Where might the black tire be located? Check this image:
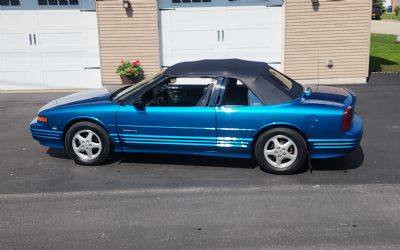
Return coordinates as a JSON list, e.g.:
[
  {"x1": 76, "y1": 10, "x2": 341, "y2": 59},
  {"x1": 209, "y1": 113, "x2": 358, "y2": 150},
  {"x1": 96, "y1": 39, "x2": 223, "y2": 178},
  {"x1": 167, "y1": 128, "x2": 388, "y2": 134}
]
[
  {"x1": 65, "y1": 121, "x2": 111, "y2": 166},
  {"x1": 255, "y1": 128, "x2": 307, "y2": 175}
]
